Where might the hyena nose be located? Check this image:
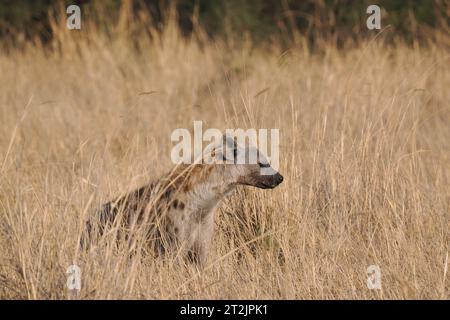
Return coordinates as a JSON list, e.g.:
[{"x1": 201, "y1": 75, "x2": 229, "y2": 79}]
[{"x1": 275, "y1": 173, "x2": 284, "y2": 184}]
